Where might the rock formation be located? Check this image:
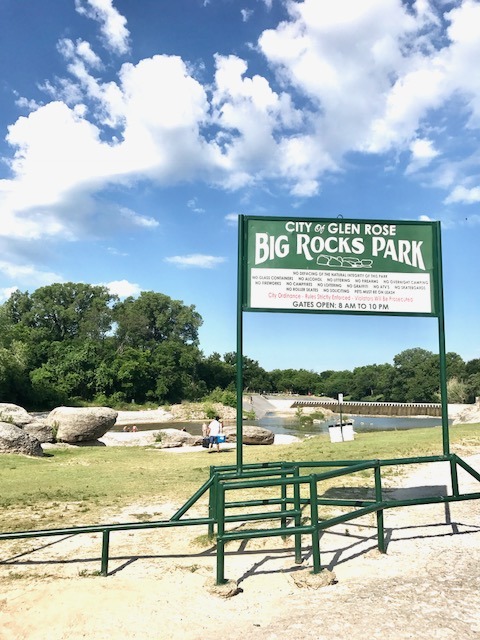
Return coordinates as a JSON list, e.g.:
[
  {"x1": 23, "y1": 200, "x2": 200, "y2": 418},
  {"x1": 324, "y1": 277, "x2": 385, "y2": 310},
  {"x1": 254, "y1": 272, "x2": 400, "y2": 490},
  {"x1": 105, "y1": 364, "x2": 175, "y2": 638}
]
[
  {"x1": 47, "y1": 407, "x2": 118, "y2": 443},
  {"x1": 223, "y1": 425, "x2": 275, "y2": 445},
  {"x1": 156, "y1": 428, "x2": 203, "y2": 448},
  {"x1": 0, "y1": 422, "x2": 44, "y2": 456}
]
